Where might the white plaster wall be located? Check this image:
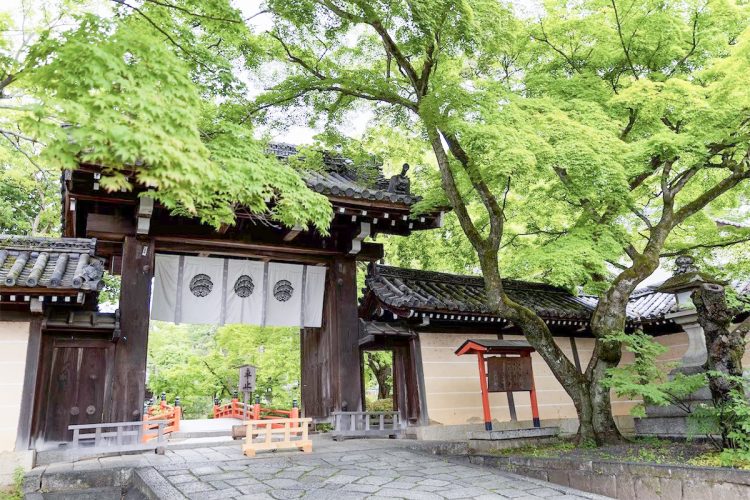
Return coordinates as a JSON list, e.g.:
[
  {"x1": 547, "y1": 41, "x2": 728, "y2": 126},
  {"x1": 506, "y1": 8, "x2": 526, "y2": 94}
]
[
  {"x1": 418, "y1": 331, "x2": 695, "y2": 430},
  {"x1": 419, "y1": 332, "x2": 584, "y2": 426},
  {"x1": 0, "y1": 321, "x2": 29, "y2": 452}
]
